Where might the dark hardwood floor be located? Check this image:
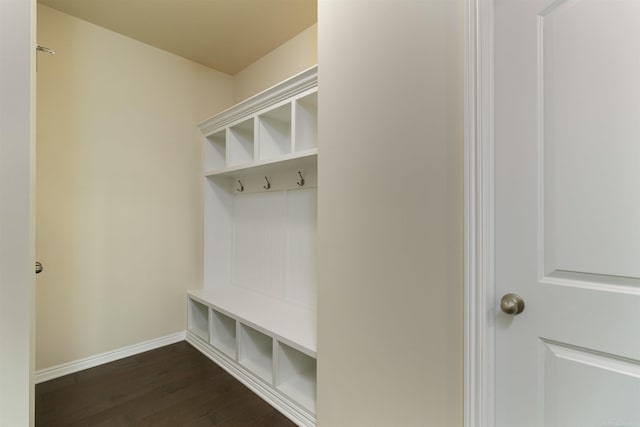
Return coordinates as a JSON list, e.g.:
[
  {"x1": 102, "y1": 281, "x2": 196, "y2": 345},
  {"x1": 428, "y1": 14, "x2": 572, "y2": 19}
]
[{"x1": 35, "y1": 341, "x2": 296, "y2": 427}]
